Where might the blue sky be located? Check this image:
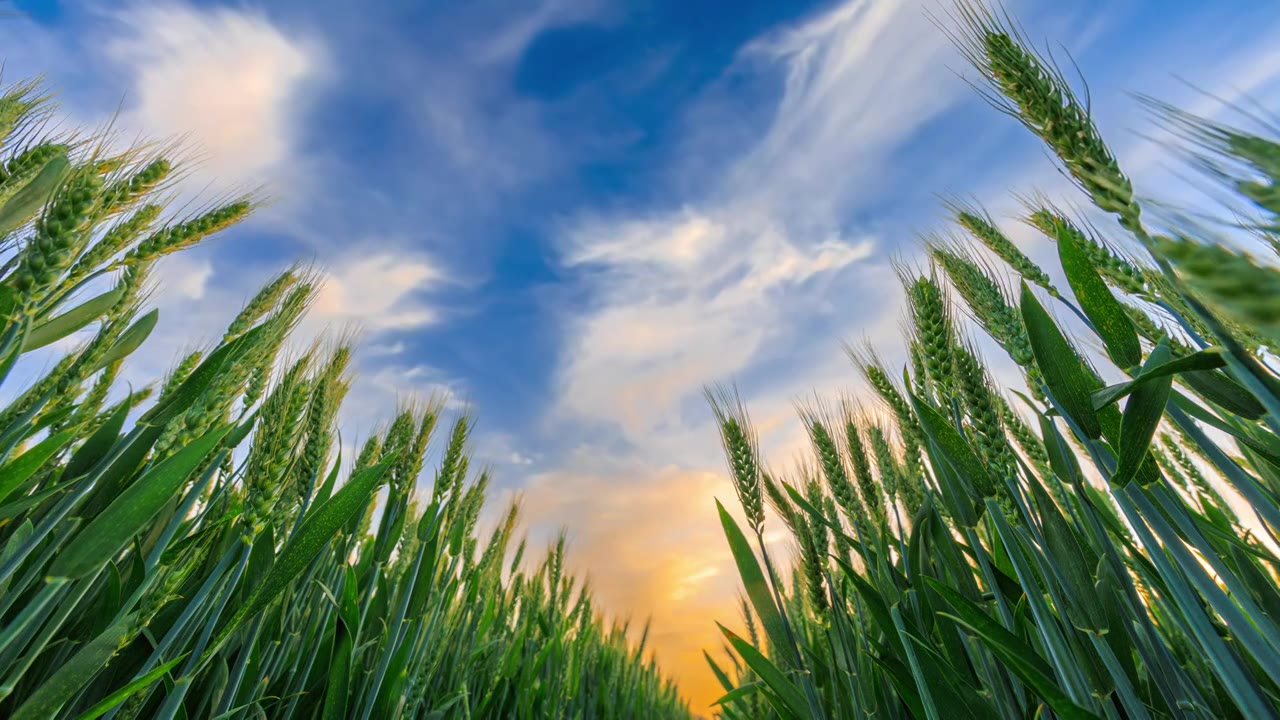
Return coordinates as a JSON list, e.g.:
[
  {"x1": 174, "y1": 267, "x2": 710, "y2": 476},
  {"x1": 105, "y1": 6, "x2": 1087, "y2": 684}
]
[{"x1": 5, "y1": 0, "x2": 1280, "y2": 707}]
